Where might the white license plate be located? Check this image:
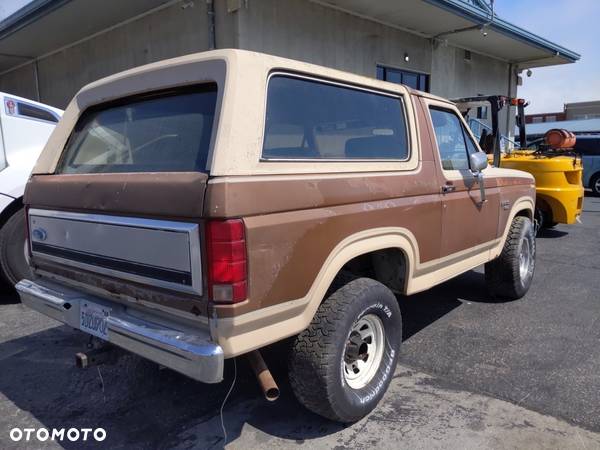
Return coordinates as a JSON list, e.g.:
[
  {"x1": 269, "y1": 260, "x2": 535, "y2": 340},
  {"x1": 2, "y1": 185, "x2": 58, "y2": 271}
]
[{"x1": 80, "y1": 301, "x2": 111, "y2": 340}]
